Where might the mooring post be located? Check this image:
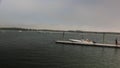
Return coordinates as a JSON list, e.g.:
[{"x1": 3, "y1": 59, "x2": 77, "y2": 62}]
[
  {"x1": 115, "y1": 38, "x2": 118, "y2": 46},
  {"x1": 62, "y1": 31, "x2": 65, "y2": 39},
  {"x1": 81, "y1": 32, "x2": 84, "y2": 39},
  {"x1": 103, "y1": 33, "x2": 105, "y2": 44}
]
